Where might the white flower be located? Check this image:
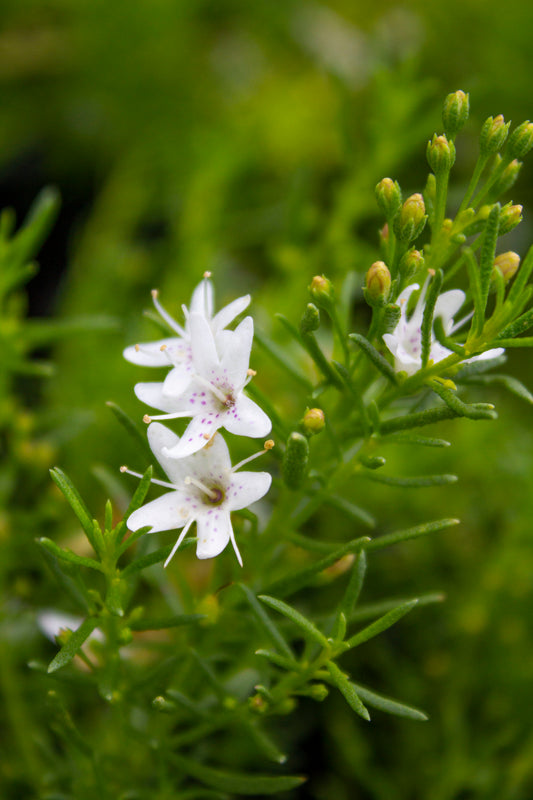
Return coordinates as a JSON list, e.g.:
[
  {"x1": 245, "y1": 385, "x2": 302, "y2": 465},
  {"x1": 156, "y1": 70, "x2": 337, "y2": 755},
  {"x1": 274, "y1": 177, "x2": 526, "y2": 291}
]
[
  {"x1": 37, "y1": 610, "x2": 104, "y2": 643},
  {"x1": 383, "y1": 282, "x2": 504, "y2": 376},
  {"x1": 123, "y1": 273, "x2": 251, "y2": 398},
  {"x1": 136, "y1": 312, "x2": 271, "y2": 458},
  {"x1": 125, "y1": 423, "x2": 272, "y2": 567}
]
